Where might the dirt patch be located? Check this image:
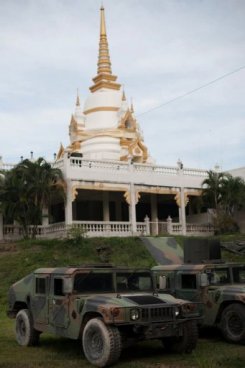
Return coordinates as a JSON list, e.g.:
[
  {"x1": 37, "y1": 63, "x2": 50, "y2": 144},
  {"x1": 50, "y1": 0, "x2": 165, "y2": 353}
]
[{"x1": 0, "y1": 243, "x2": 18, "y2": 255}]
